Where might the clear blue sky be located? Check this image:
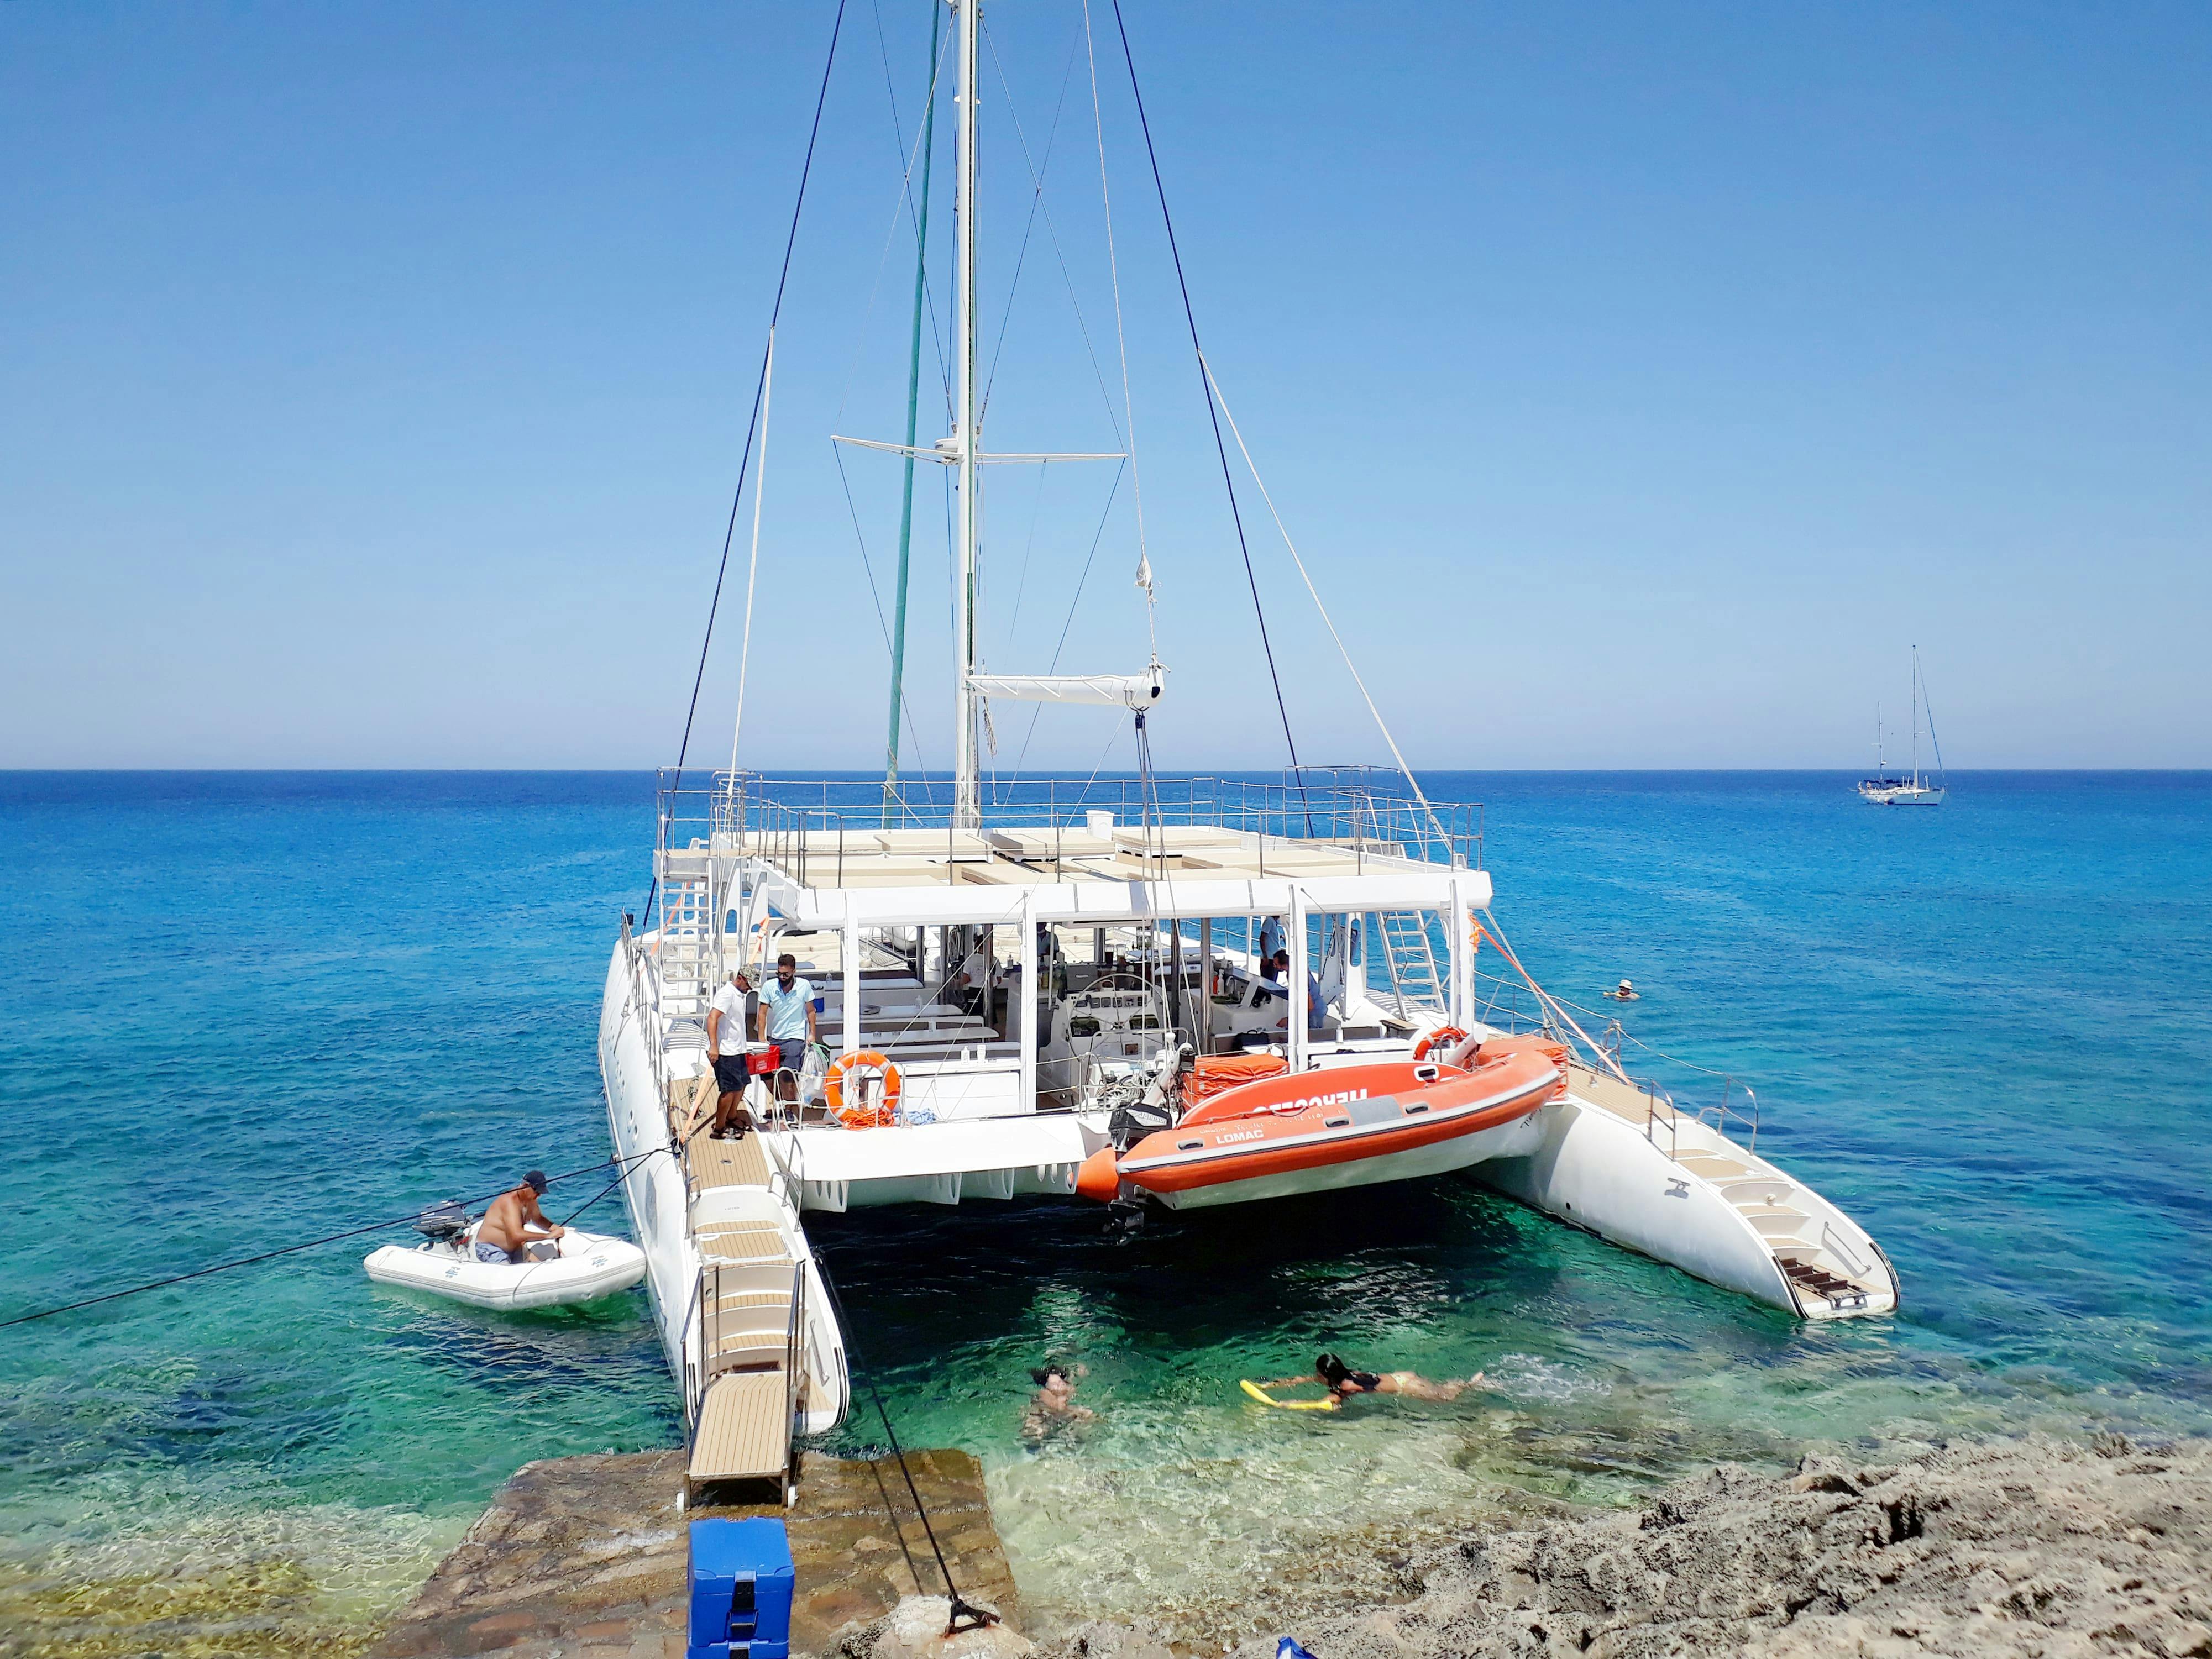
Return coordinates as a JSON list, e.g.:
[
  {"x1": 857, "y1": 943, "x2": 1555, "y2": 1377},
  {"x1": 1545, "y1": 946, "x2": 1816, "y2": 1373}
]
[{"x1": 3, "y1": 2, "x2": 2206, "y2": 769}]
